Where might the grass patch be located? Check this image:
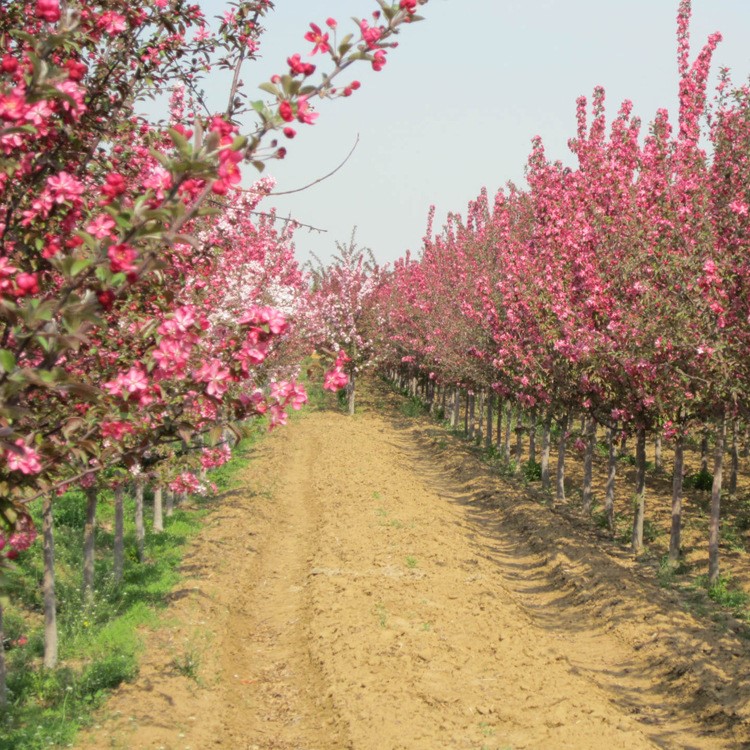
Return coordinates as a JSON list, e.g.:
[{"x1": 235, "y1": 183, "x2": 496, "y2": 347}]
[
  {"x1": 684, "y1": 467, "x2": 713, "y2": 492},
  {"x1": 0, "y1": 434, "x2": 261, "y2": 750},
  {"x1": 400, "y1": 395, "x2": 428, "y2": 418},
  {"x1": 521, "y1": 460, "x2": 542, "y2": 482},
  {"x1": 690, "y1": 573, "x2": 750, "y2": 620}
]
